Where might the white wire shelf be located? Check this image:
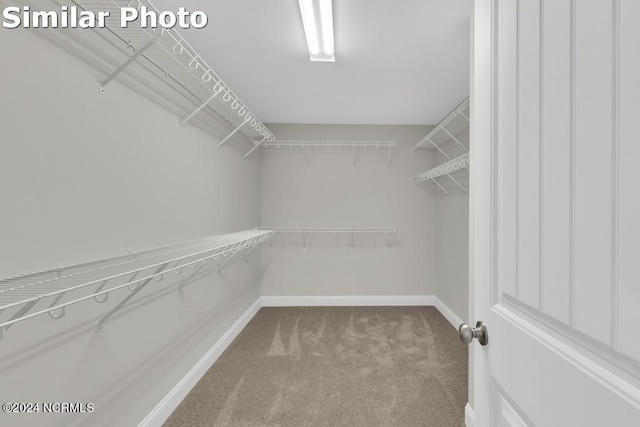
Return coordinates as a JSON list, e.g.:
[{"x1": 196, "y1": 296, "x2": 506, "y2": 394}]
[
  {"x1": 260, "y1": 141, "x2": 396, "y2": 149},
  {"x1": 255, "y1": 141, "x2": 397, "y2": 168},
  {"x1": 413, "y1": 98, "x2": 470, "y2": 156},
  {"x1": 413, "y1": 153, "x2": 470, "y2": 183},
  {"x1": 257, "y1": 227, "x2": 396, "y2": 233},
  {"x1": 73, "y1": 0, "x2": 275, "y2": 149},
  {"x1": 412, "y1": 153, "x2": 470, "y2": 196},
  {"x1": 0, "y1": 230, "x2": 273, "y2": 338},
  {"x1": 256, "y1": 227, "x2": 395, "y2": 248}
]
